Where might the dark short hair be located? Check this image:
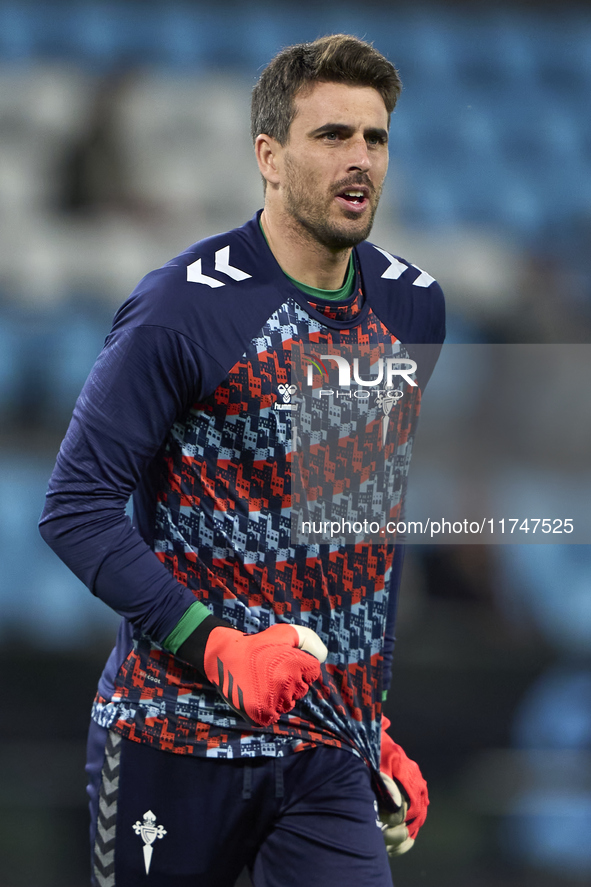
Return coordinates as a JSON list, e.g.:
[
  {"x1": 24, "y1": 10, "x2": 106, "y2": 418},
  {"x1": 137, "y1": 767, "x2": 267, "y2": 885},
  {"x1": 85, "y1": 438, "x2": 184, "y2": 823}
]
[{"x1": 251, "y1": 34, "x2": 402, "y2": 144}]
